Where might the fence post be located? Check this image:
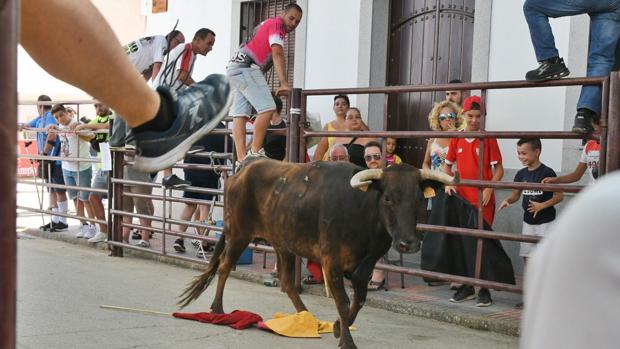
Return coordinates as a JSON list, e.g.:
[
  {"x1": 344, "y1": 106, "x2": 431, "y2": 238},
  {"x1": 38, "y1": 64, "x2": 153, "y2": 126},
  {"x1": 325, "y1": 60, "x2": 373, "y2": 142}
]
[
  {"x1": 288, "y1": 88, "x2": 303, "y2": 292},
  {"x1": 0, "y1": 0, "x2": 18, "y2": 347},
  {"x1": 606, "y1": 71, "x2": 620, "y2": 172},
  {"x1": 110, "y1": 150, "x2": 124, "y2": 257}
]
